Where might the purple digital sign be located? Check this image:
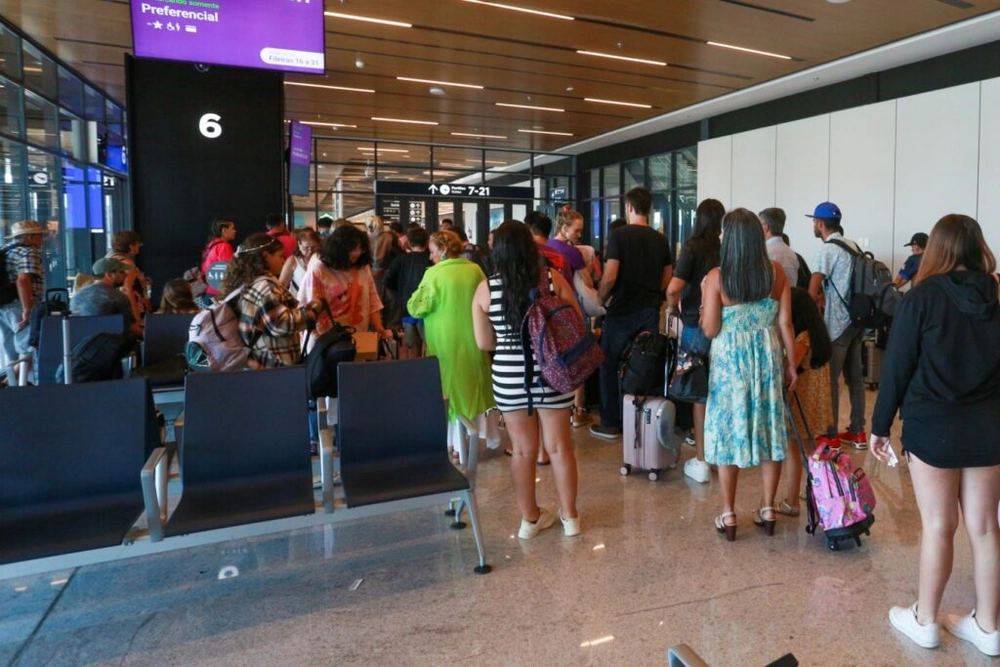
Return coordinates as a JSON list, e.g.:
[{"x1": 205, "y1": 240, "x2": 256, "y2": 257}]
[
  {"x1": 288, "y1": 120, "x2": 311, "y2": 196},
  {"x1": 130, "y1": 0, "x2": 325, "y2": 75}
]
